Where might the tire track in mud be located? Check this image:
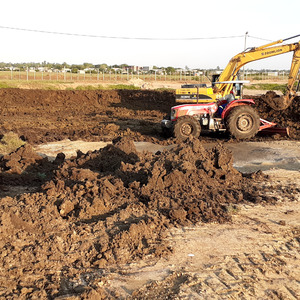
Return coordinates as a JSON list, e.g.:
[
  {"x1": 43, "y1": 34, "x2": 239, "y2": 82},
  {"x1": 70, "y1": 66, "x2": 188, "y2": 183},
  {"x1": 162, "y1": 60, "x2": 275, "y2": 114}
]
[
  {"x1": 125, "y1": 199, "x2": 300, "y2": 299},
  {"x1": 181, "y1": 239, "x2": 300, "y2": 299}
]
